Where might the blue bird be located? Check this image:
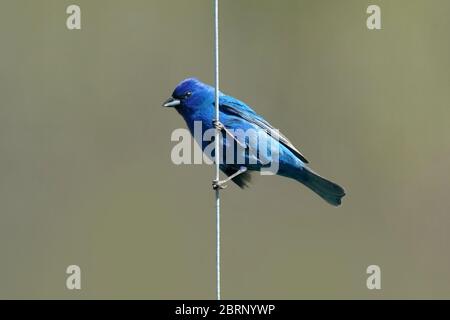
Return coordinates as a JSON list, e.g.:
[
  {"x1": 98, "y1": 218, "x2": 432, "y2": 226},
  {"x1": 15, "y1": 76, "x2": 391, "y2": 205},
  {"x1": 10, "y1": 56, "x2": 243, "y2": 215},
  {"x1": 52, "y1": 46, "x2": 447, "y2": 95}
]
[{"x1": 163, "y1": 78, "x2": 345, "y2": 206}]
